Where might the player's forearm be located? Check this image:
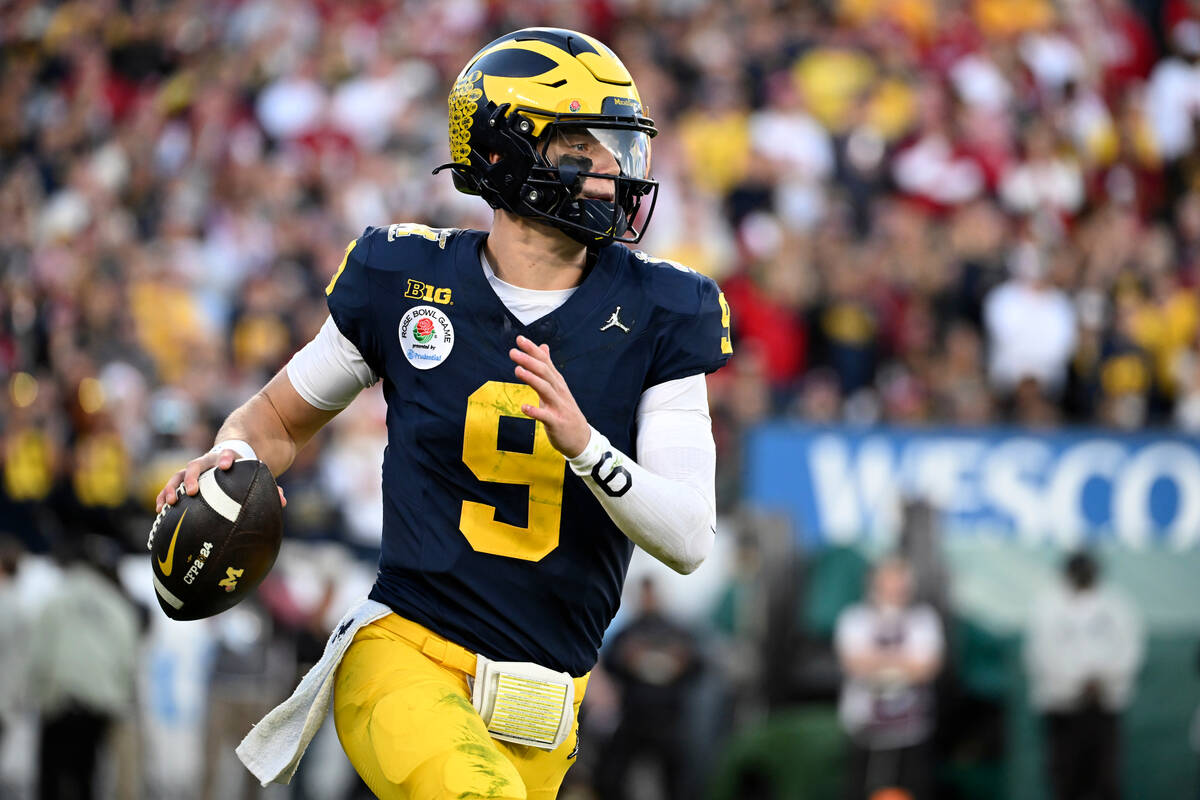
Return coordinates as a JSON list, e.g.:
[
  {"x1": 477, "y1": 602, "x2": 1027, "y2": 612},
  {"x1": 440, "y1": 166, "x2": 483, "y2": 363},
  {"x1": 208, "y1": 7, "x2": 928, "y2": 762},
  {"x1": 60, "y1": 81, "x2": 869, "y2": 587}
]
[
  {"x1": 214, "y1": 391, "x2": 299, "y2": 477},
  {"x1": 214, "y1": 369, "x2": 342, "y2": 477},
  {"x1": 567, "y1": 427, "x2": 715, "y2": 574}
]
